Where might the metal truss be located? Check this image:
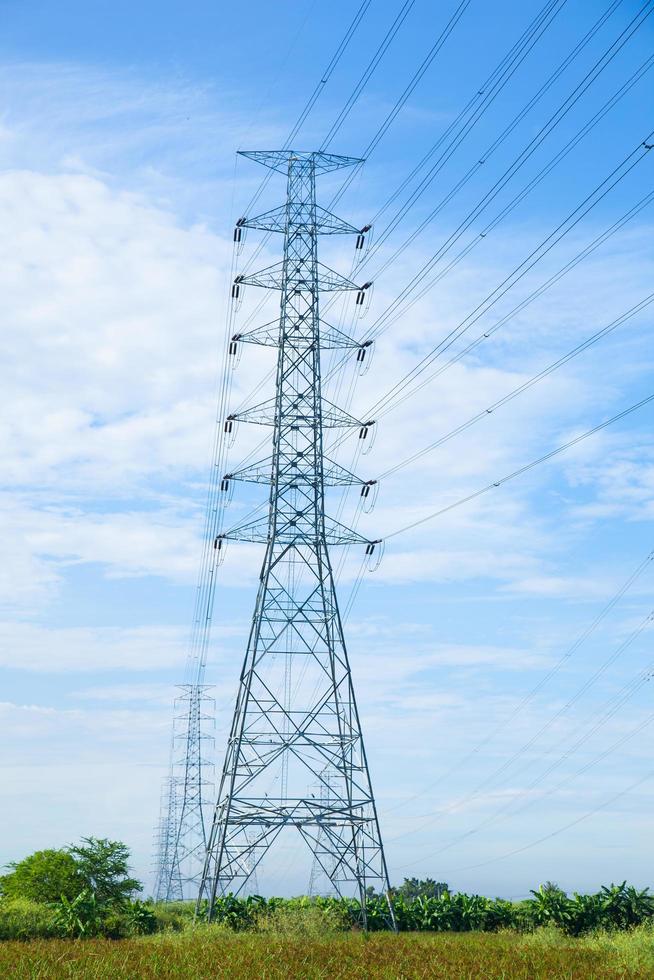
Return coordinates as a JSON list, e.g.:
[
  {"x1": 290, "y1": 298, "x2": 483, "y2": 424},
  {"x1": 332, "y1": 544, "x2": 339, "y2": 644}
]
[
  {"x1": 155, "y1": 685, "x2": 214, "y2": 901},
  {"x1": 153, "y1": 775, "x2": 184, "y2": 902},
  {"x1": 198, "y1": 149, "x2": 395, "y2": 930}
]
